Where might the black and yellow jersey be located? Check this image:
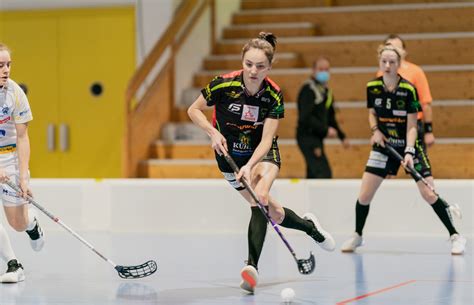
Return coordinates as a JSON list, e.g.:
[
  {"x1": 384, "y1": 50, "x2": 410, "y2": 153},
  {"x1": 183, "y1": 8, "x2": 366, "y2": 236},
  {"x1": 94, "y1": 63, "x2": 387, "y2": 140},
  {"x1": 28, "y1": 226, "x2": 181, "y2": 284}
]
[
  {"x1": 367, "y1": 76, "x2": 420, "y2": 148},
  {"x1": 201, "y1": 70, "x2": 284, "y2": 157}
]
